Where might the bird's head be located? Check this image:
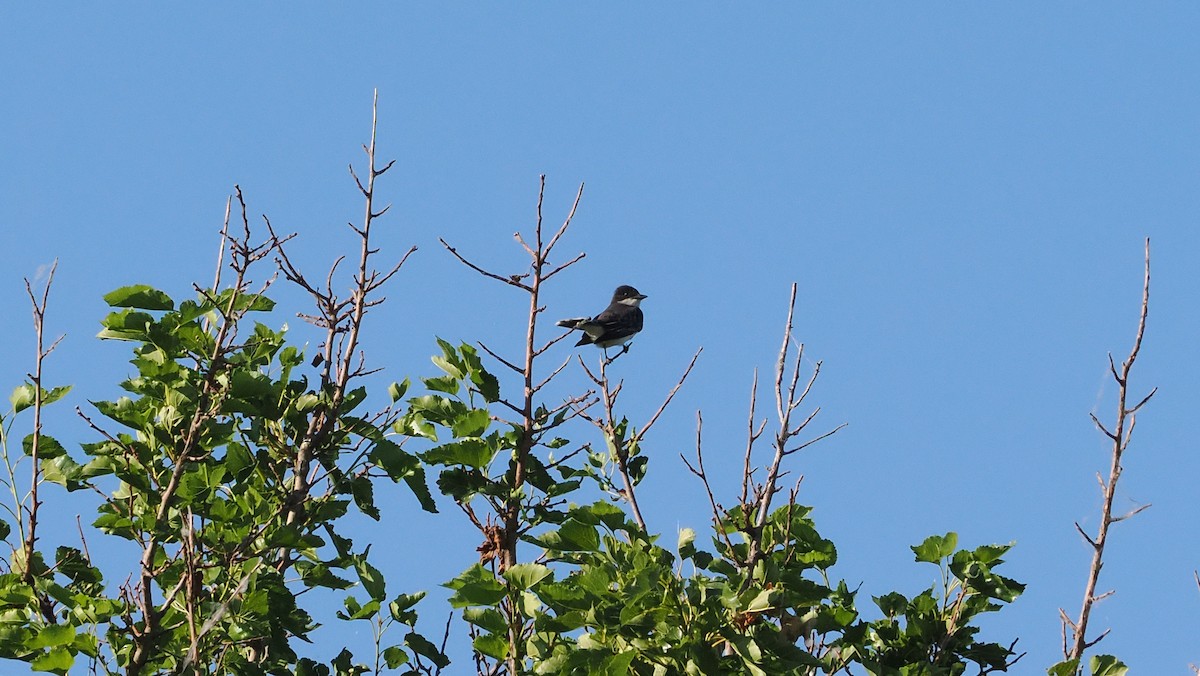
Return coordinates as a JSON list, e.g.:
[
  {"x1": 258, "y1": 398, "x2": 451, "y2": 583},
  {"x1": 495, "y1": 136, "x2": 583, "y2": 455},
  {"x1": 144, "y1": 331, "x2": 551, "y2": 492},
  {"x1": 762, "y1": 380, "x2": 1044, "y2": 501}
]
[{"x1": 613, "y1": 284, "x2": 648, "y2": 306}]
